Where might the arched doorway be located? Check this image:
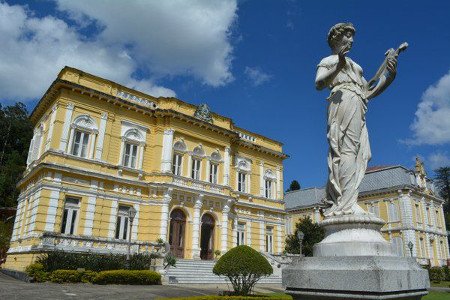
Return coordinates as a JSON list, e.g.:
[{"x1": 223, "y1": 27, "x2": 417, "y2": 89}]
[
  {"x1": 200, "y1": 214, "x2": 215, "y2": 260},
  {"x1": 169, "y1": 209, "x2": 186, "y2": 258}
]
